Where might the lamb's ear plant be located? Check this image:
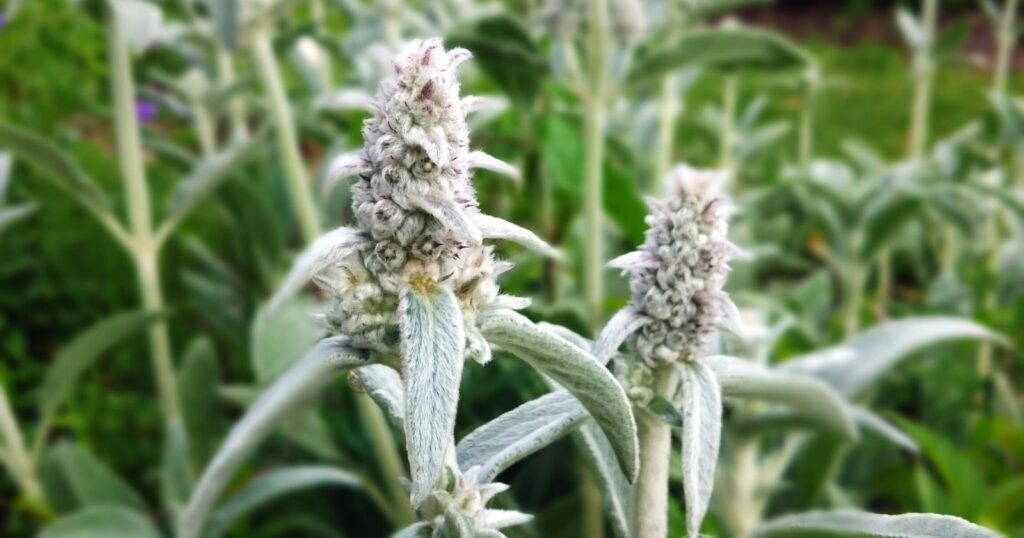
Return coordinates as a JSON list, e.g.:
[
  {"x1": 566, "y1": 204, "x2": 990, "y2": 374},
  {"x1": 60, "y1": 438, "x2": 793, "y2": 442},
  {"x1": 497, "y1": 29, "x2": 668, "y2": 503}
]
[
  {"x1": 181, "y1": 40, "x2": 639, "y2": 538},
  {"x1": 0, "y1": 0, "x2": 260, "y2": 438}
]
